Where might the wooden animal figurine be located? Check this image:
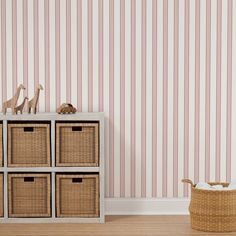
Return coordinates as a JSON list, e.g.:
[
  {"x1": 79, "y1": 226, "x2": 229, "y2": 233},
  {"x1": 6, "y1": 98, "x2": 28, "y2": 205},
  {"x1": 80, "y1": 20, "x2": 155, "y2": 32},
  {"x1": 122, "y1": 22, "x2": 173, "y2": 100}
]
[
  {"x1": 14, "y1": 97, "x2": 28, "y2": 114},
  {"x1": 2, "y1": 84, "x2": 25, "y2": 115},
  {"x1": 56, "y1": 103, "x2": 77, "y2": 114},
  {"x1": 27, "y1": 84, "x2": 43, "y2": 114}
]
